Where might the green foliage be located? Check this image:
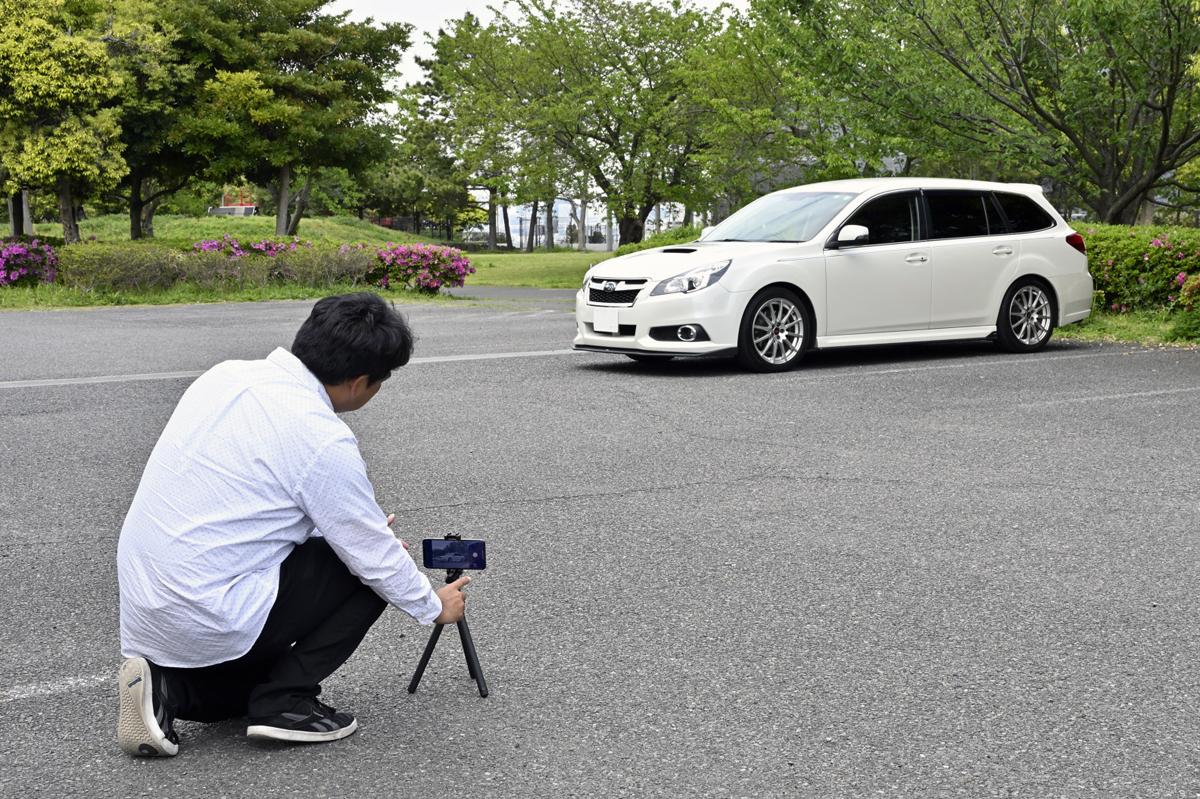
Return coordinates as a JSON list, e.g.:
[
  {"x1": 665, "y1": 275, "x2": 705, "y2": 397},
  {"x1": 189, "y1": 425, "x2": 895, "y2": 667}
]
[
  {"x1": 1081, "y1": 225, "x2": 1197, "y2": 311},
  {"x1": 0, "y1": 0, "x2": 128, "y2": 231},
  {"x1": 615, "y1": 226, "x2": 702, "y2": 256},
  {"x1": 751, "y1": 0, "x2": 1200, "y2": 222},
  {"x1": 57, "y1": 242, "x2": 184, "y2": 291},
  {"x1": 424, "y1": 0, "x2": 721, "y2": 243}
]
